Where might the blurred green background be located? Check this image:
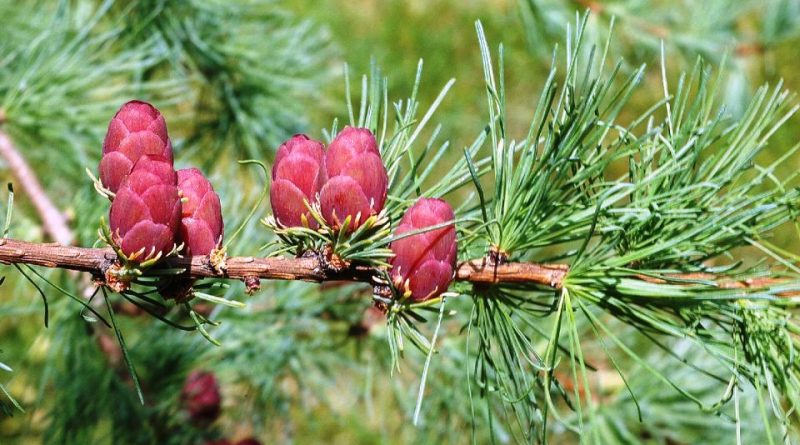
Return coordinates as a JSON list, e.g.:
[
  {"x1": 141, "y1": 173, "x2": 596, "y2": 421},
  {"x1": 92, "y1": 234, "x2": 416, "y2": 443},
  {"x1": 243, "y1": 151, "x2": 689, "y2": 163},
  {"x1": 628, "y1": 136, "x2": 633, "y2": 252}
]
[{"x1": 1, "y1": 0, "x2": 799, "y2": 444}]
